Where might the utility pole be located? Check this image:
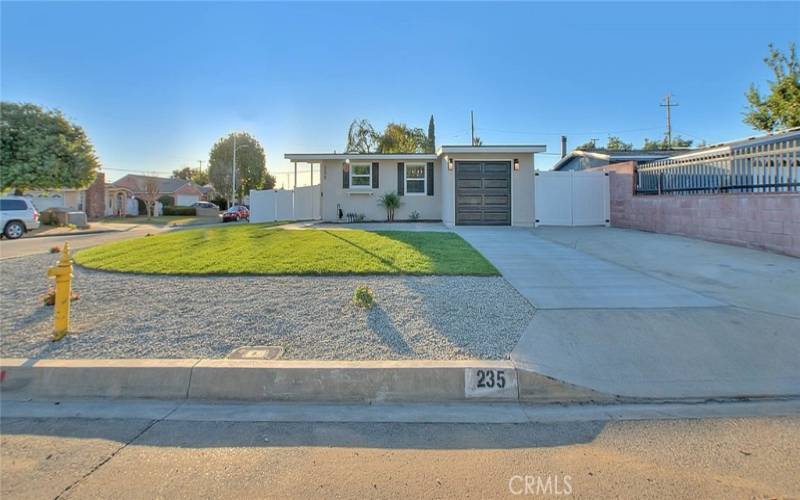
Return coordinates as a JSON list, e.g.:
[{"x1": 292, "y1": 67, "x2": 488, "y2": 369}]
[
  {"x1": 197, "y1": 160, "x2": 204, "y2": 172},
  {"x1": 470, "y1": 111, "x2": 475, "y2": 146},
  {"x1": 660, "y1": 93, "x2": 679, "y2": 149}
]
